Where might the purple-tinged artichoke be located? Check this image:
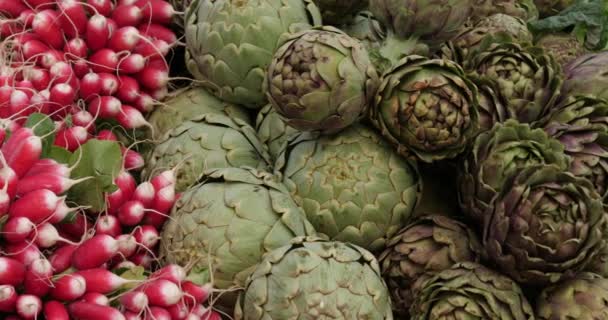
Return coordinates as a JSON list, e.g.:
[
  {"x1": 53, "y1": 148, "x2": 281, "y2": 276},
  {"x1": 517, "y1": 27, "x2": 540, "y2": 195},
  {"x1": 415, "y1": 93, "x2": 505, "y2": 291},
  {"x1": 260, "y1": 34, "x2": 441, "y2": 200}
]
[
  {"x1": 536, "y1": 273, "x2": 608, "y2": 319},
  {"x1": 561, "y1": 52, "x2": 608, "y2": 101},
  {"x1": 483, "y1": 165, "x2": 608, "y2": 285},
  {"x1": 378, "y1": 215, "x2": 483, "y2": 316},
  {"x1": 534, "y1": 0, "x2": 574, "y2": 17},
  {"x1": 469, "y1": 75, "x2": 509, "y2": 132},
  {"x1": 459, "y1": 120, "x2": 570, "y2": 222},
  {"x1": 587, "y1": 246, "x2": 608, "y2": 277},
  {"x1": 536, "y1": 33, "x2": 589, "y2": 68},
  {"x1": 470, "y1": 0, "x2": 538, "y2": 23}
]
